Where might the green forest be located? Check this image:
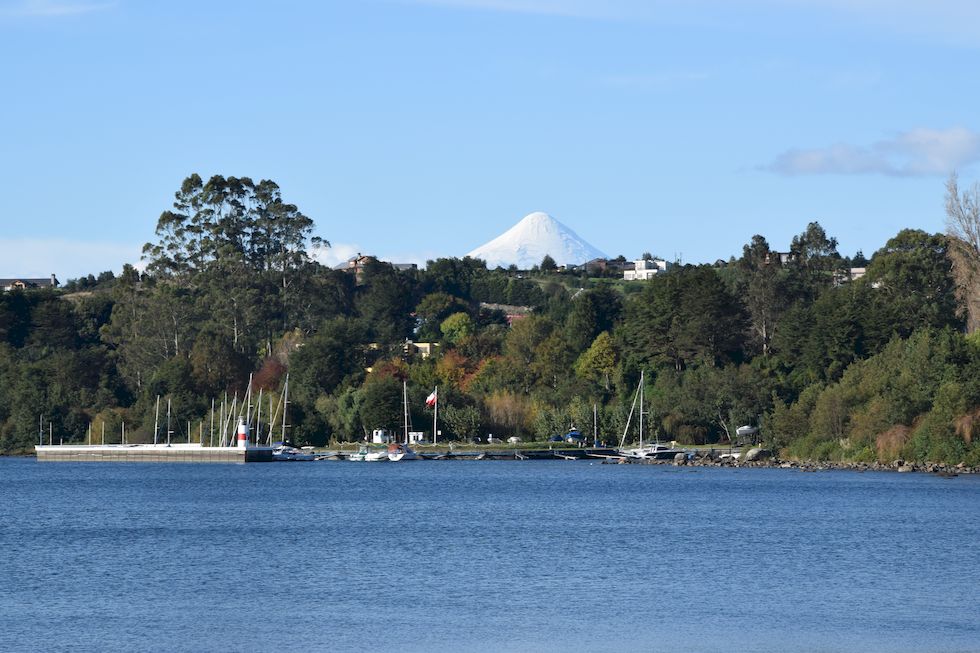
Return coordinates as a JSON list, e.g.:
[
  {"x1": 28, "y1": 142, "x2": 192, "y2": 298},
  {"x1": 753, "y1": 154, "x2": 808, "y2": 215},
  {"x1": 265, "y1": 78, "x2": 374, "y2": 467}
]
[{"x1": 3, "y1": 173, "x2": 980, "y2": 465}]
